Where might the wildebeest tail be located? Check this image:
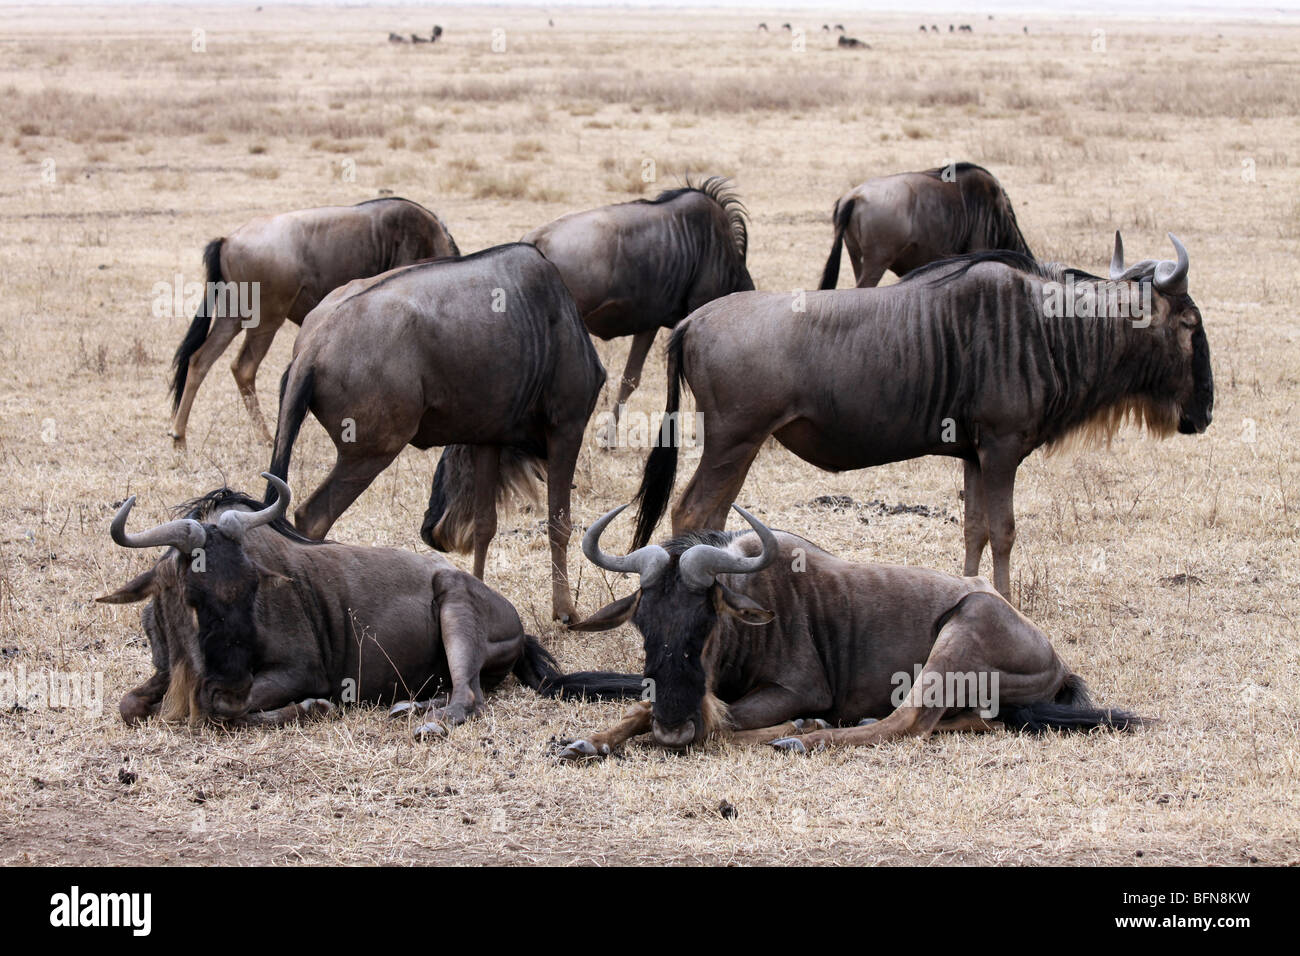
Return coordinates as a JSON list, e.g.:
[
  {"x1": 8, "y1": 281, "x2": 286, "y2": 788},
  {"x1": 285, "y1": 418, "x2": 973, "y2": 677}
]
[
  {"x1": 513, "y1": 635, "x2": 643, "y2": 700},
  {"x1": 170, "y1": 237, "x2": 224, "y2": 408},
  {"x1": 422, "y1": 445, "x2": 544, "y2": 552},
  {"x1": 631, "y1": 326, "x2": 686, "y2": 549},
  {"x1": 265, "y1": 362, "x2": 314, "y2": 501},
  {"x1": 998, "y1": 674, "x2": 1147, "y2": 733},
  {"x1": 818, "y1": 197, "x2": 855, "y2": 290}
]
